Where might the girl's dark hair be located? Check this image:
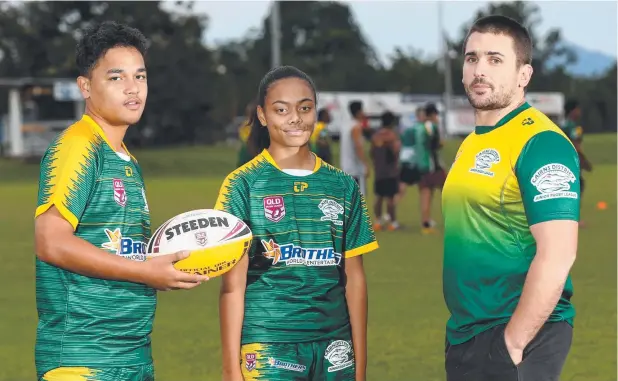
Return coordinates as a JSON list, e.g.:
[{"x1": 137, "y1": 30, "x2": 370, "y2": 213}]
[{"x1": 247, "y1": 66, "x2": 317, "y2": 158}]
